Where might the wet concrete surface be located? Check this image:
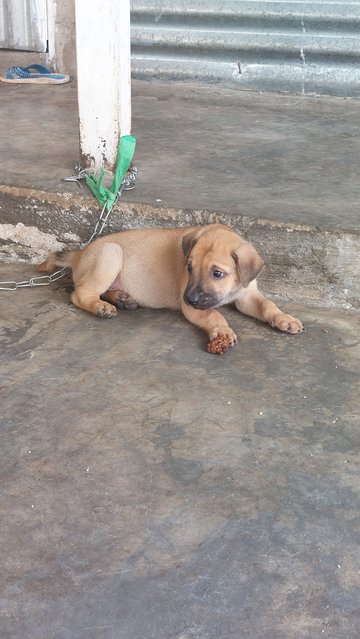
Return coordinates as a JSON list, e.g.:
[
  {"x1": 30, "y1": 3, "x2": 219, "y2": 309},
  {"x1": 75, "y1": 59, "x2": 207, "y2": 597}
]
[{"x1": 1, "y1": 263, "x2": 360, "y2": 638}]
